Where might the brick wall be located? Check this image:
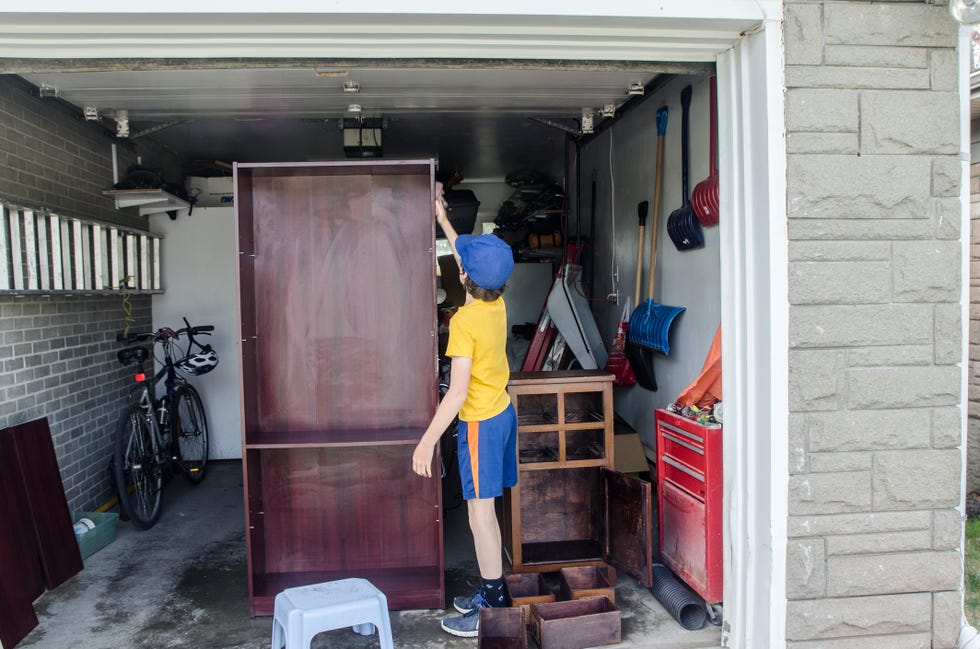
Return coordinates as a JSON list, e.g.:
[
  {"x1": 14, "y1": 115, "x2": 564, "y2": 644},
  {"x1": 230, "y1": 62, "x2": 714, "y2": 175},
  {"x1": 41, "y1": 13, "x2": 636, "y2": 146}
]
[
  {"x1": 784, "y1": 2, "x2": 962, "y2": 647},
  {"x1": 0, "y1": 75, "x2": 178, "y2": 512},
  {"x1": 0, "y1": 294, "x2": 151, "y2": 511}
]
